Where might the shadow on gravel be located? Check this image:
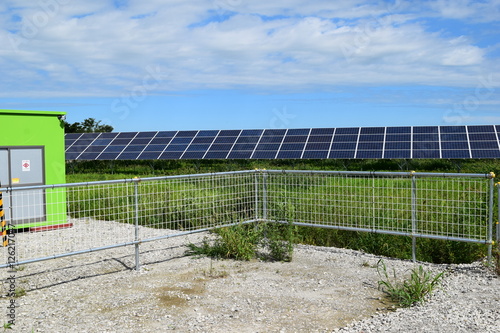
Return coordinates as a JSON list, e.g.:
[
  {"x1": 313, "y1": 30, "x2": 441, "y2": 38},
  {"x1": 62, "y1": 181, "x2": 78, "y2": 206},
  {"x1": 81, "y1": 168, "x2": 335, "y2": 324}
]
[{"x1": 11, "y1": 243, "x2": 195, "y2": 292}]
